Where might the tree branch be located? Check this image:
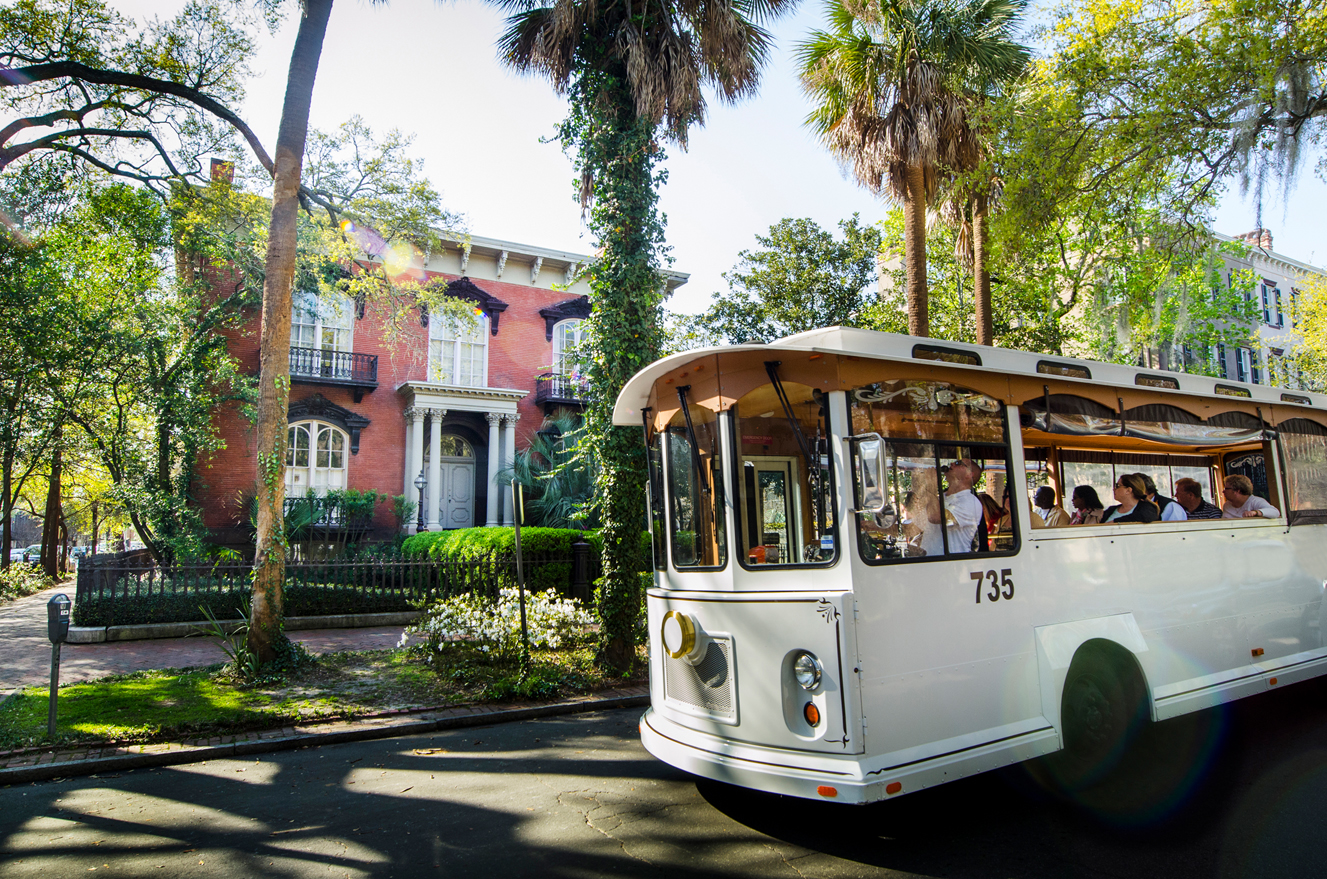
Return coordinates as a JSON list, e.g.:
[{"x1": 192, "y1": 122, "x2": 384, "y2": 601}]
[{"x1": 3, "y1": 60, "x2": 275, "y2": 175}]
